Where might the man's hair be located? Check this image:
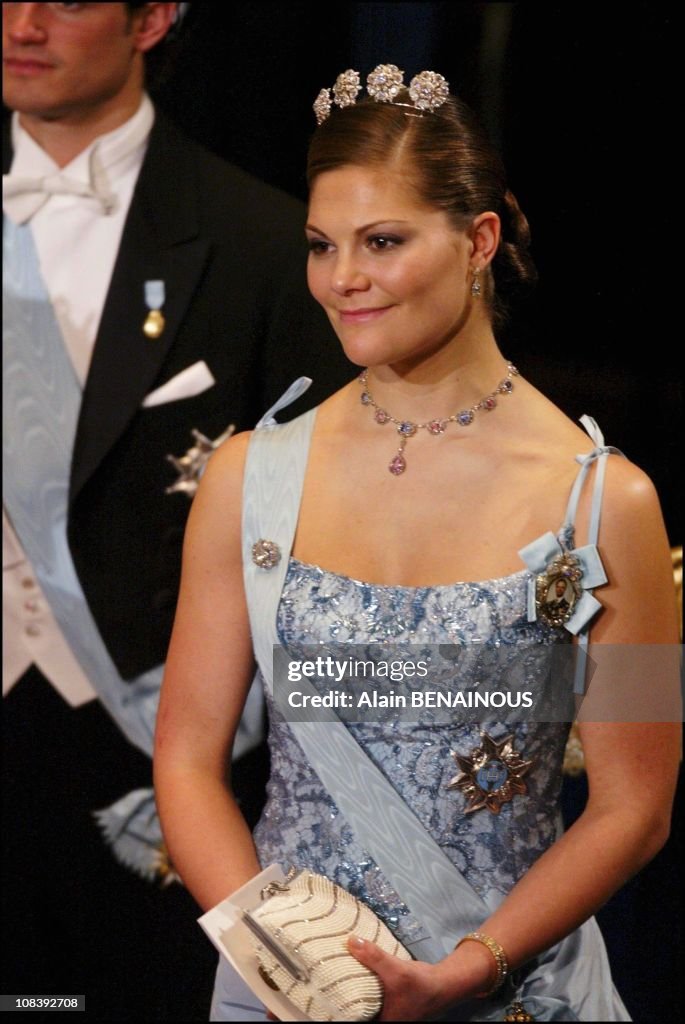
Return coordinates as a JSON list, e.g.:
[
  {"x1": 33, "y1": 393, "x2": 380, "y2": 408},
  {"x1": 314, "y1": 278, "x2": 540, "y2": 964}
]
[{"x1": 124, "y1": 3, "x2": 184, "y2": 88}]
